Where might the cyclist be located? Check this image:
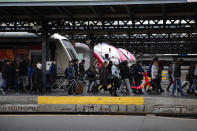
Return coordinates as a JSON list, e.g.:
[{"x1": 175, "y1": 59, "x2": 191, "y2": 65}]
[{"x1": 66, "y1": 60, "x2": 76, "y2": 95}]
